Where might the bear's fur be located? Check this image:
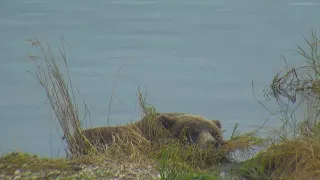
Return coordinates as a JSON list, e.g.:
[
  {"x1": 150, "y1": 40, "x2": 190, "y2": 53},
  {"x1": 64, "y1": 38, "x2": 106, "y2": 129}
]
[{"x1": 73, "y1": 112, "x2": 224, "y2": 153}]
